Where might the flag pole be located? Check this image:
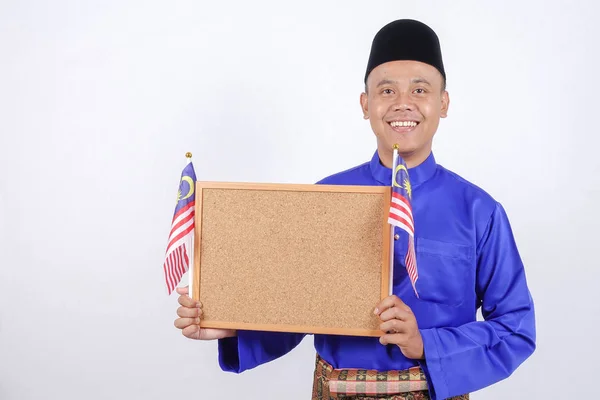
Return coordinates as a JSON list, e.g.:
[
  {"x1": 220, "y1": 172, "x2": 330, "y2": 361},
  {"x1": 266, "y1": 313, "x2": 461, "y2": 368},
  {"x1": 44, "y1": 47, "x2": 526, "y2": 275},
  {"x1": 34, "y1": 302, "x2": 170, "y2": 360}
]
[
  {"x1": 388, "y1": 144, "x2": 399, "y2": 296},
  {"x1": 185, "y1": 152, "x2": 194, "y2": 296}
]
